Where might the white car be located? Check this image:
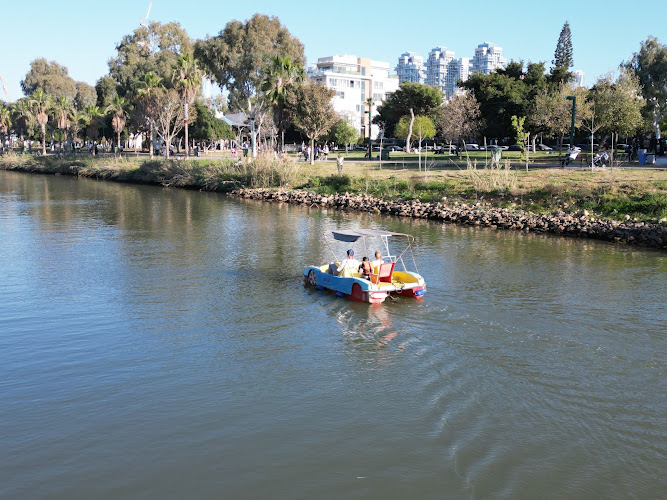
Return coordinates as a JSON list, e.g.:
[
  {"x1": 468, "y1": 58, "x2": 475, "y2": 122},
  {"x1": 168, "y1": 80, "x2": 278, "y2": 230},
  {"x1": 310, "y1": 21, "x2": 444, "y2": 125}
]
[{"x1": 464, "y1": 143, "x2": 479, "y2": 151}]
